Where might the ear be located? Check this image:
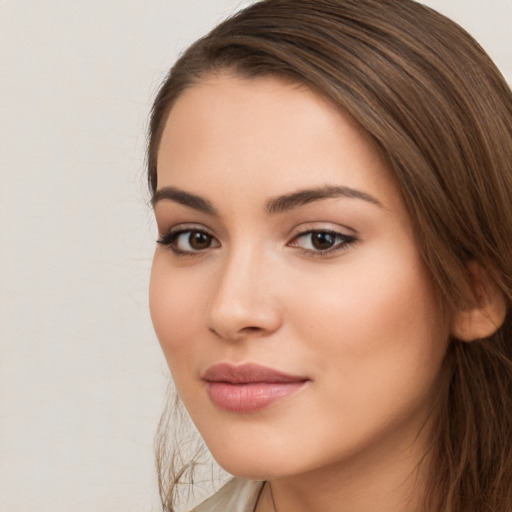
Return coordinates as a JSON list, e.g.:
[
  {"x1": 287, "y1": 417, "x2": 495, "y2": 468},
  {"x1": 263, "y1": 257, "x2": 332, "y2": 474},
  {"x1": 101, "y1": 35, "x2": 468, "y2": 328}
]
[{"x1": 451, "y1": 262, "x2": 507, "y2": 342}]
